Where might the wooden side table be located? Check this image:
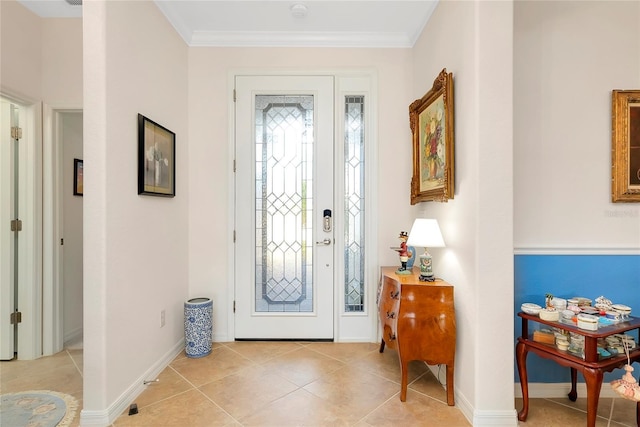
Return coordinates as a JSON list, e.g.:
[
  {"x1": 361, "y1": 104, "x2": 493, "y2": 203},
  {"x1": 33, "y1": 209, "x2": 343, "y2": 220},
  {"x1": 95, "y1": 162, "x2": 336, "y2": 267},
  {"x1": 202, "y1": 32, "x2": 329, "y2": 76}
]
[
  {"x1": 378, "y1": 266, "x2": 456, "y2": 405},
  {"x1": 516, "y1": 312, "x2": 640, "y2": 427}
]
